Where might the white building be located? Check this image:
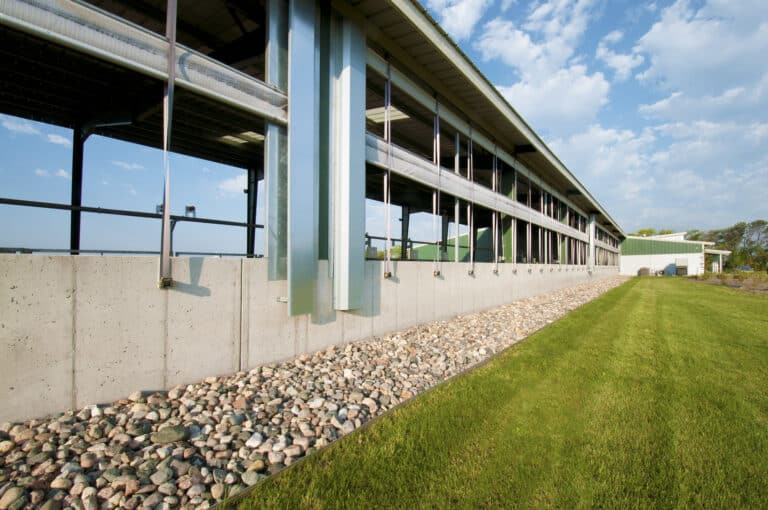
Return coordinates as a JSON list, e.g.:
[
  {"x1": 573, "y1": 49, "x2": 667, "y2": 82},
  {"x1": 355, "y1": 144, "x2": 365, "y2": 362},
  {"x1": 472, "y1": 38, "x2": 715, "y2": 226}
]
[{"x1": 619, "y1": 232, "x2": 729, "y2": 276}]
